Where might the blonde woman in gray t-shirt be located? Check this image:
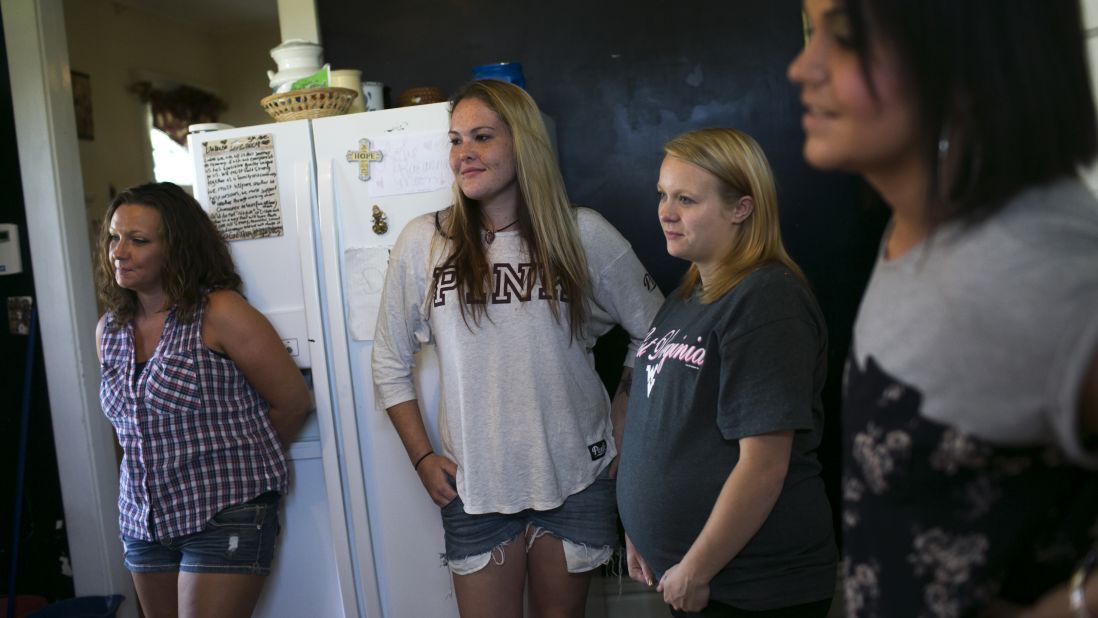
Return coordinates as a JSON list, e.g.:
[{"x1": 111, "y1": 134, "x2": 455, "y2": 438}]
[{"x1": 618, "y1": 128, "x2": 837, "y2": 617}]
